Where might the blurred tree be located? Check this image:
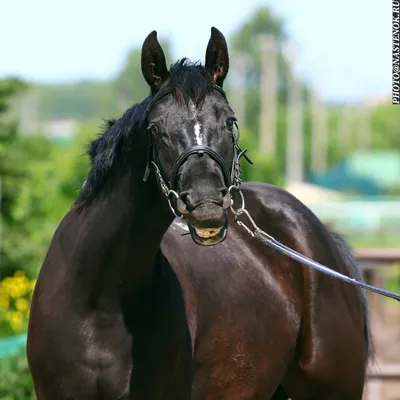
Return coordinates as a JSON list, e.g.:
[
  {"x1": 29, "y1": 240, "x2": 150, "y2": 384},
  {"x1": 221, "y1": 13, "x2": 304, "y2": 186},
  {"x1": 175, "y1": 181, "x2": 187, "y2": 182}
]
[
  {"x1": 371, "y1": 101, "x2": 400, "y2": 149},
  {"x1": 0, "y1": 79, "x2": 27, "y2": 114},
  {"x1": 224, "y1": 5, "x2": 309, "y2": 186},
  {"x1": 52, "y1": 121, "x2": 96, "y2": 202},
  {"x1": 227, "y1": 6, "x2": 293, "y2": 132},
  {"x1": 34, "y1": 80, "x2": 117, "y2": 121},
  {"x1": 226, "y1": 6, "x2": 316, "y2": 180},
  {"x1": 0, "y1": 78, "x2": 90, "y2": 278},
  {"x1": 238, "y1": 123, "x2": 284, "y2": 187},
  {"x1": 113, "y1": 38, "x2": 173, "y2": 113},
  {"x1": 230, "y1": 6, "x2": 287, "y2": 83},
  {"x1": 0, "y1": 78, "x2": 32, "y2": 276}
]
